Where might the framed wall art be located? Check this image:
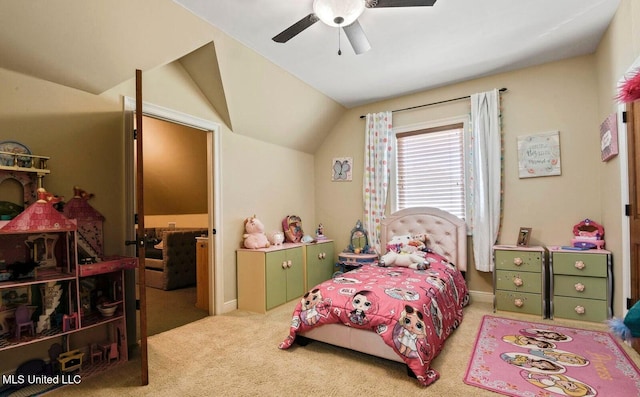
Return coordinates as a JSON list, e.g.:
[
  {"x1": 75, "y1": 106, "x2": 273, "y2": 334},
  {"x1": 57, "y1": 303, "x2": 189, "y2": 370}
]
[
  {"x1": 332, "y1": 157, "x2": 353, "y2": 182},
  {"x1": 517, "y1": 227, "x2": 532, "y2": 247},
  {"x1": 600, "y1": 113, "x2": 619, "y2": 162},
  {"x1": 517, "y1": 131, "x2": 561, "y2": 178}
]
